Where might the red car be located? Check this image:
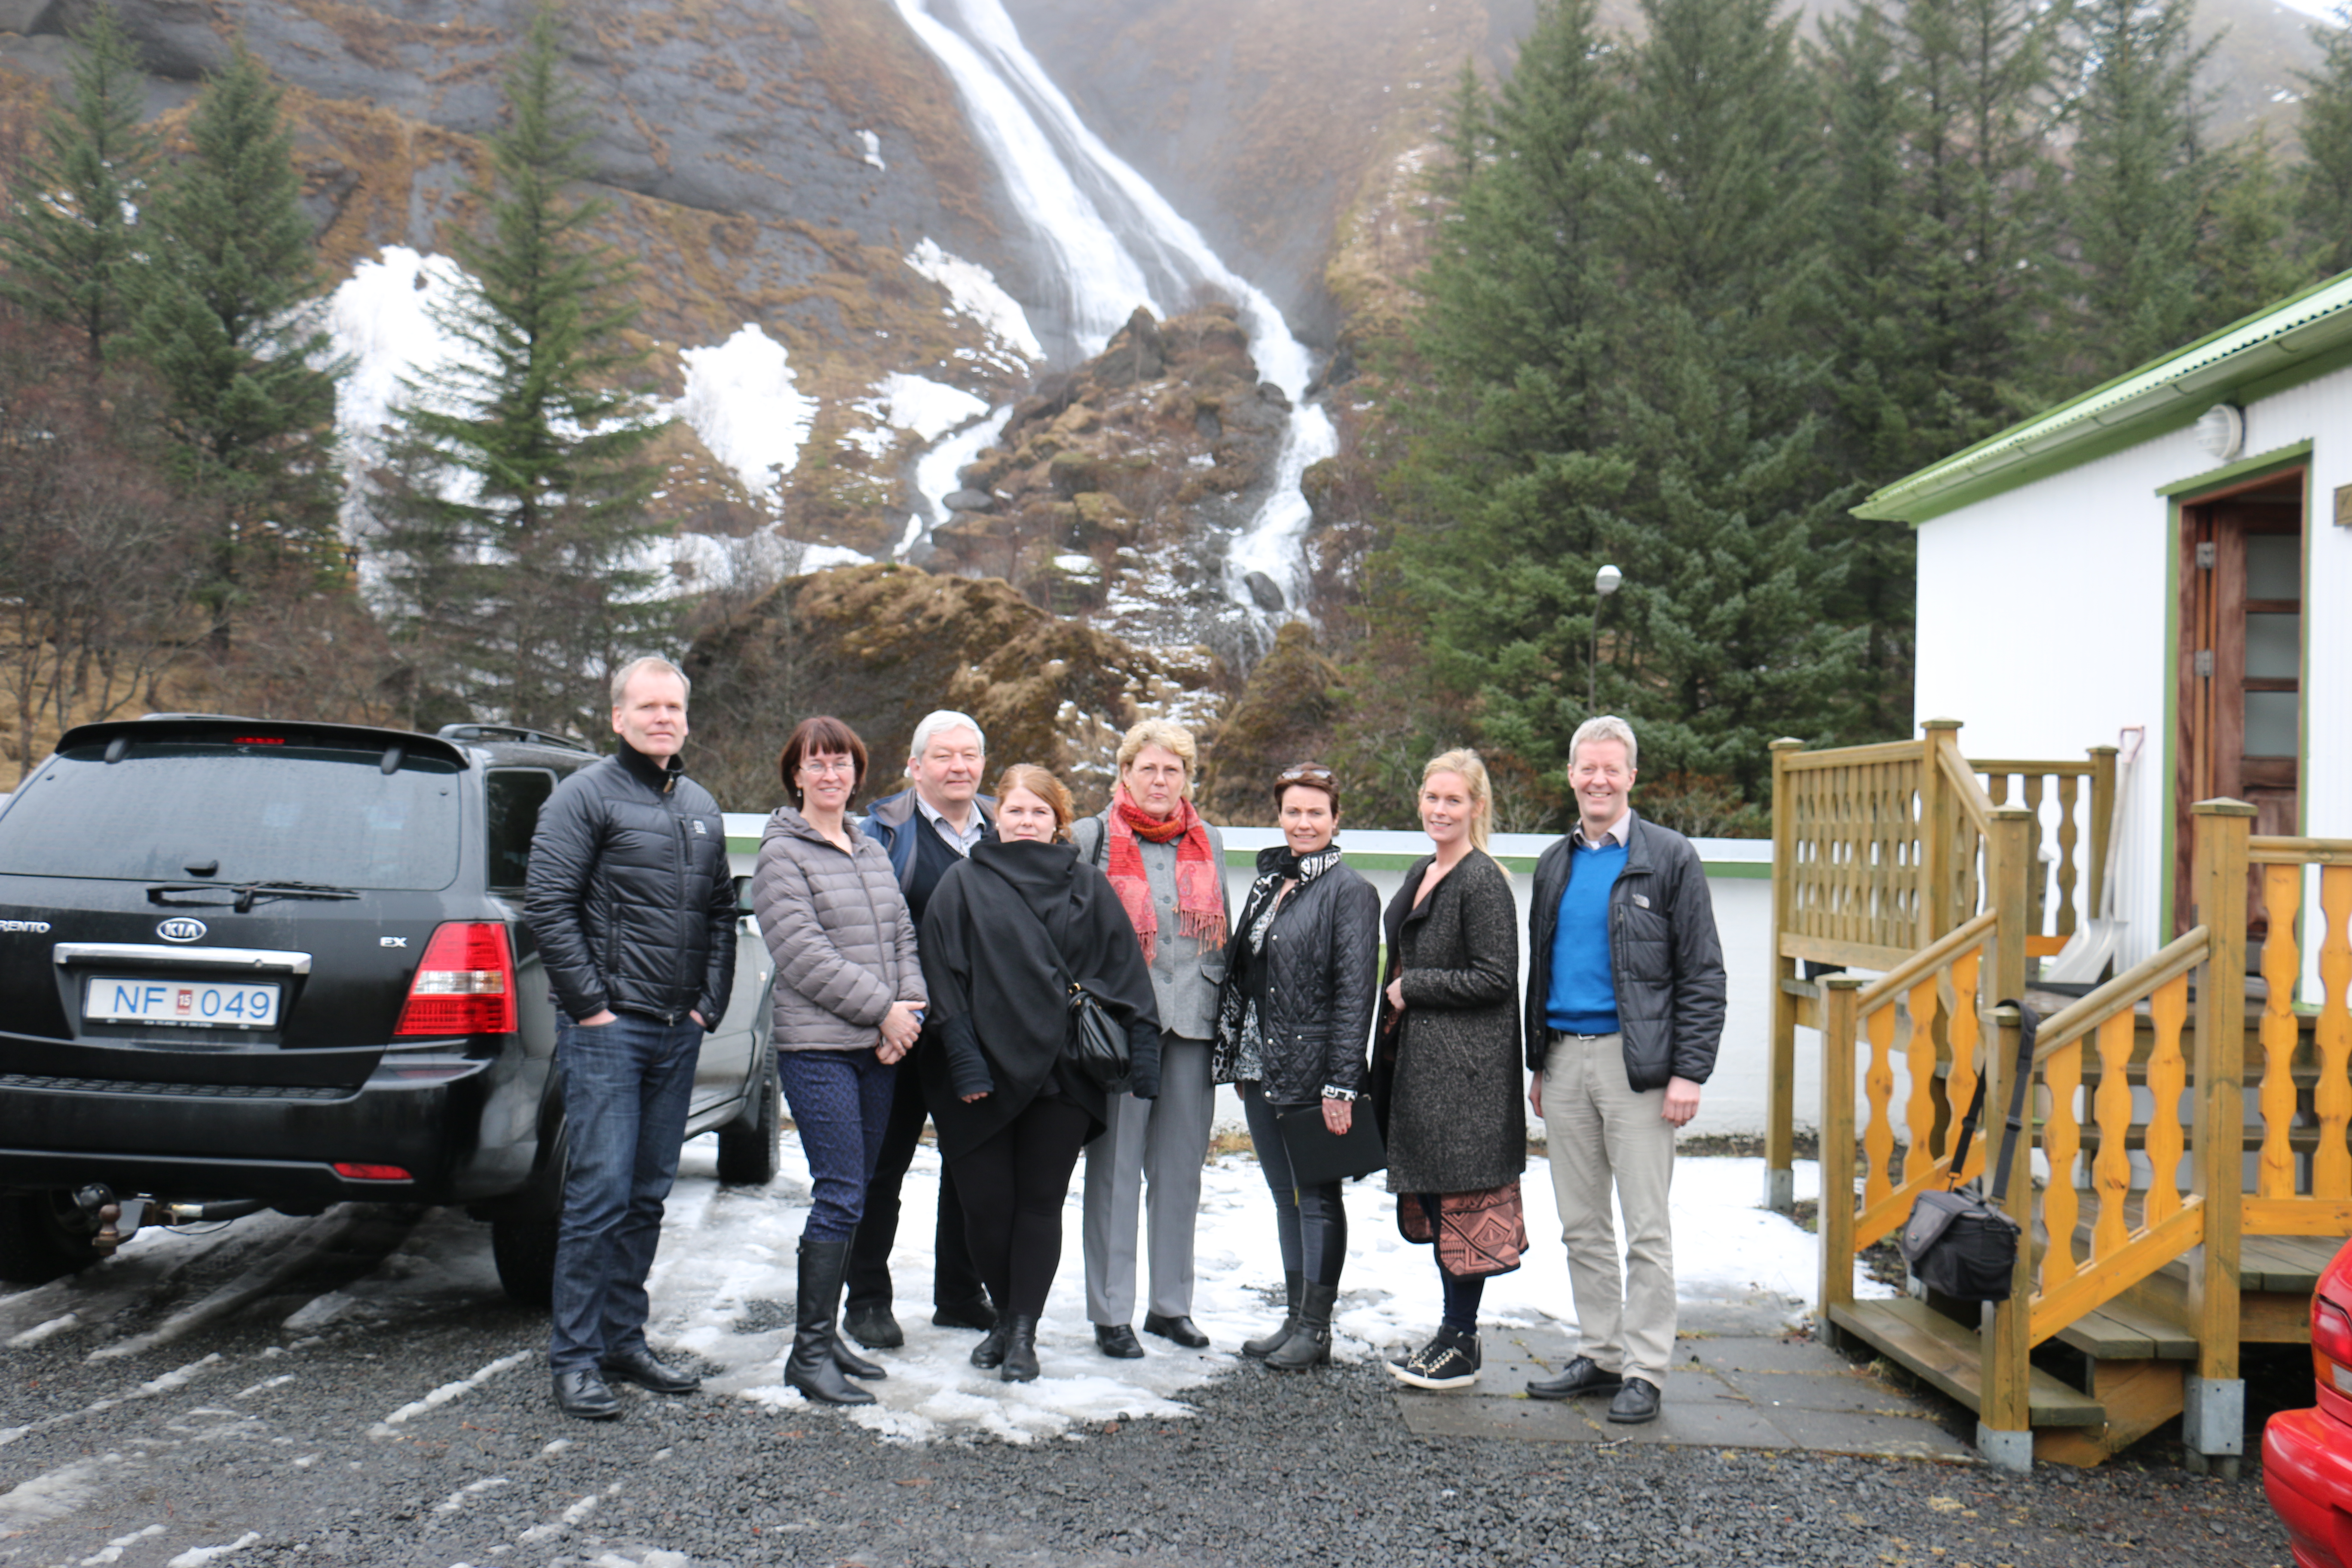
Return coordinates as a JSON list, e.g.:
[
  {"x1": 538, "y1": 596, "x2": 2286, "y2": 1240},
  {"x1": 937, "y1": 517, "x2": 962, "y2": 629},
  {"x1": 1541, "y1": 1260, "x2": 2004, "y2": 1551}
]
[{"x1": 2266, "y1": 1235, "x2": 2352, "y2": 1568}]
